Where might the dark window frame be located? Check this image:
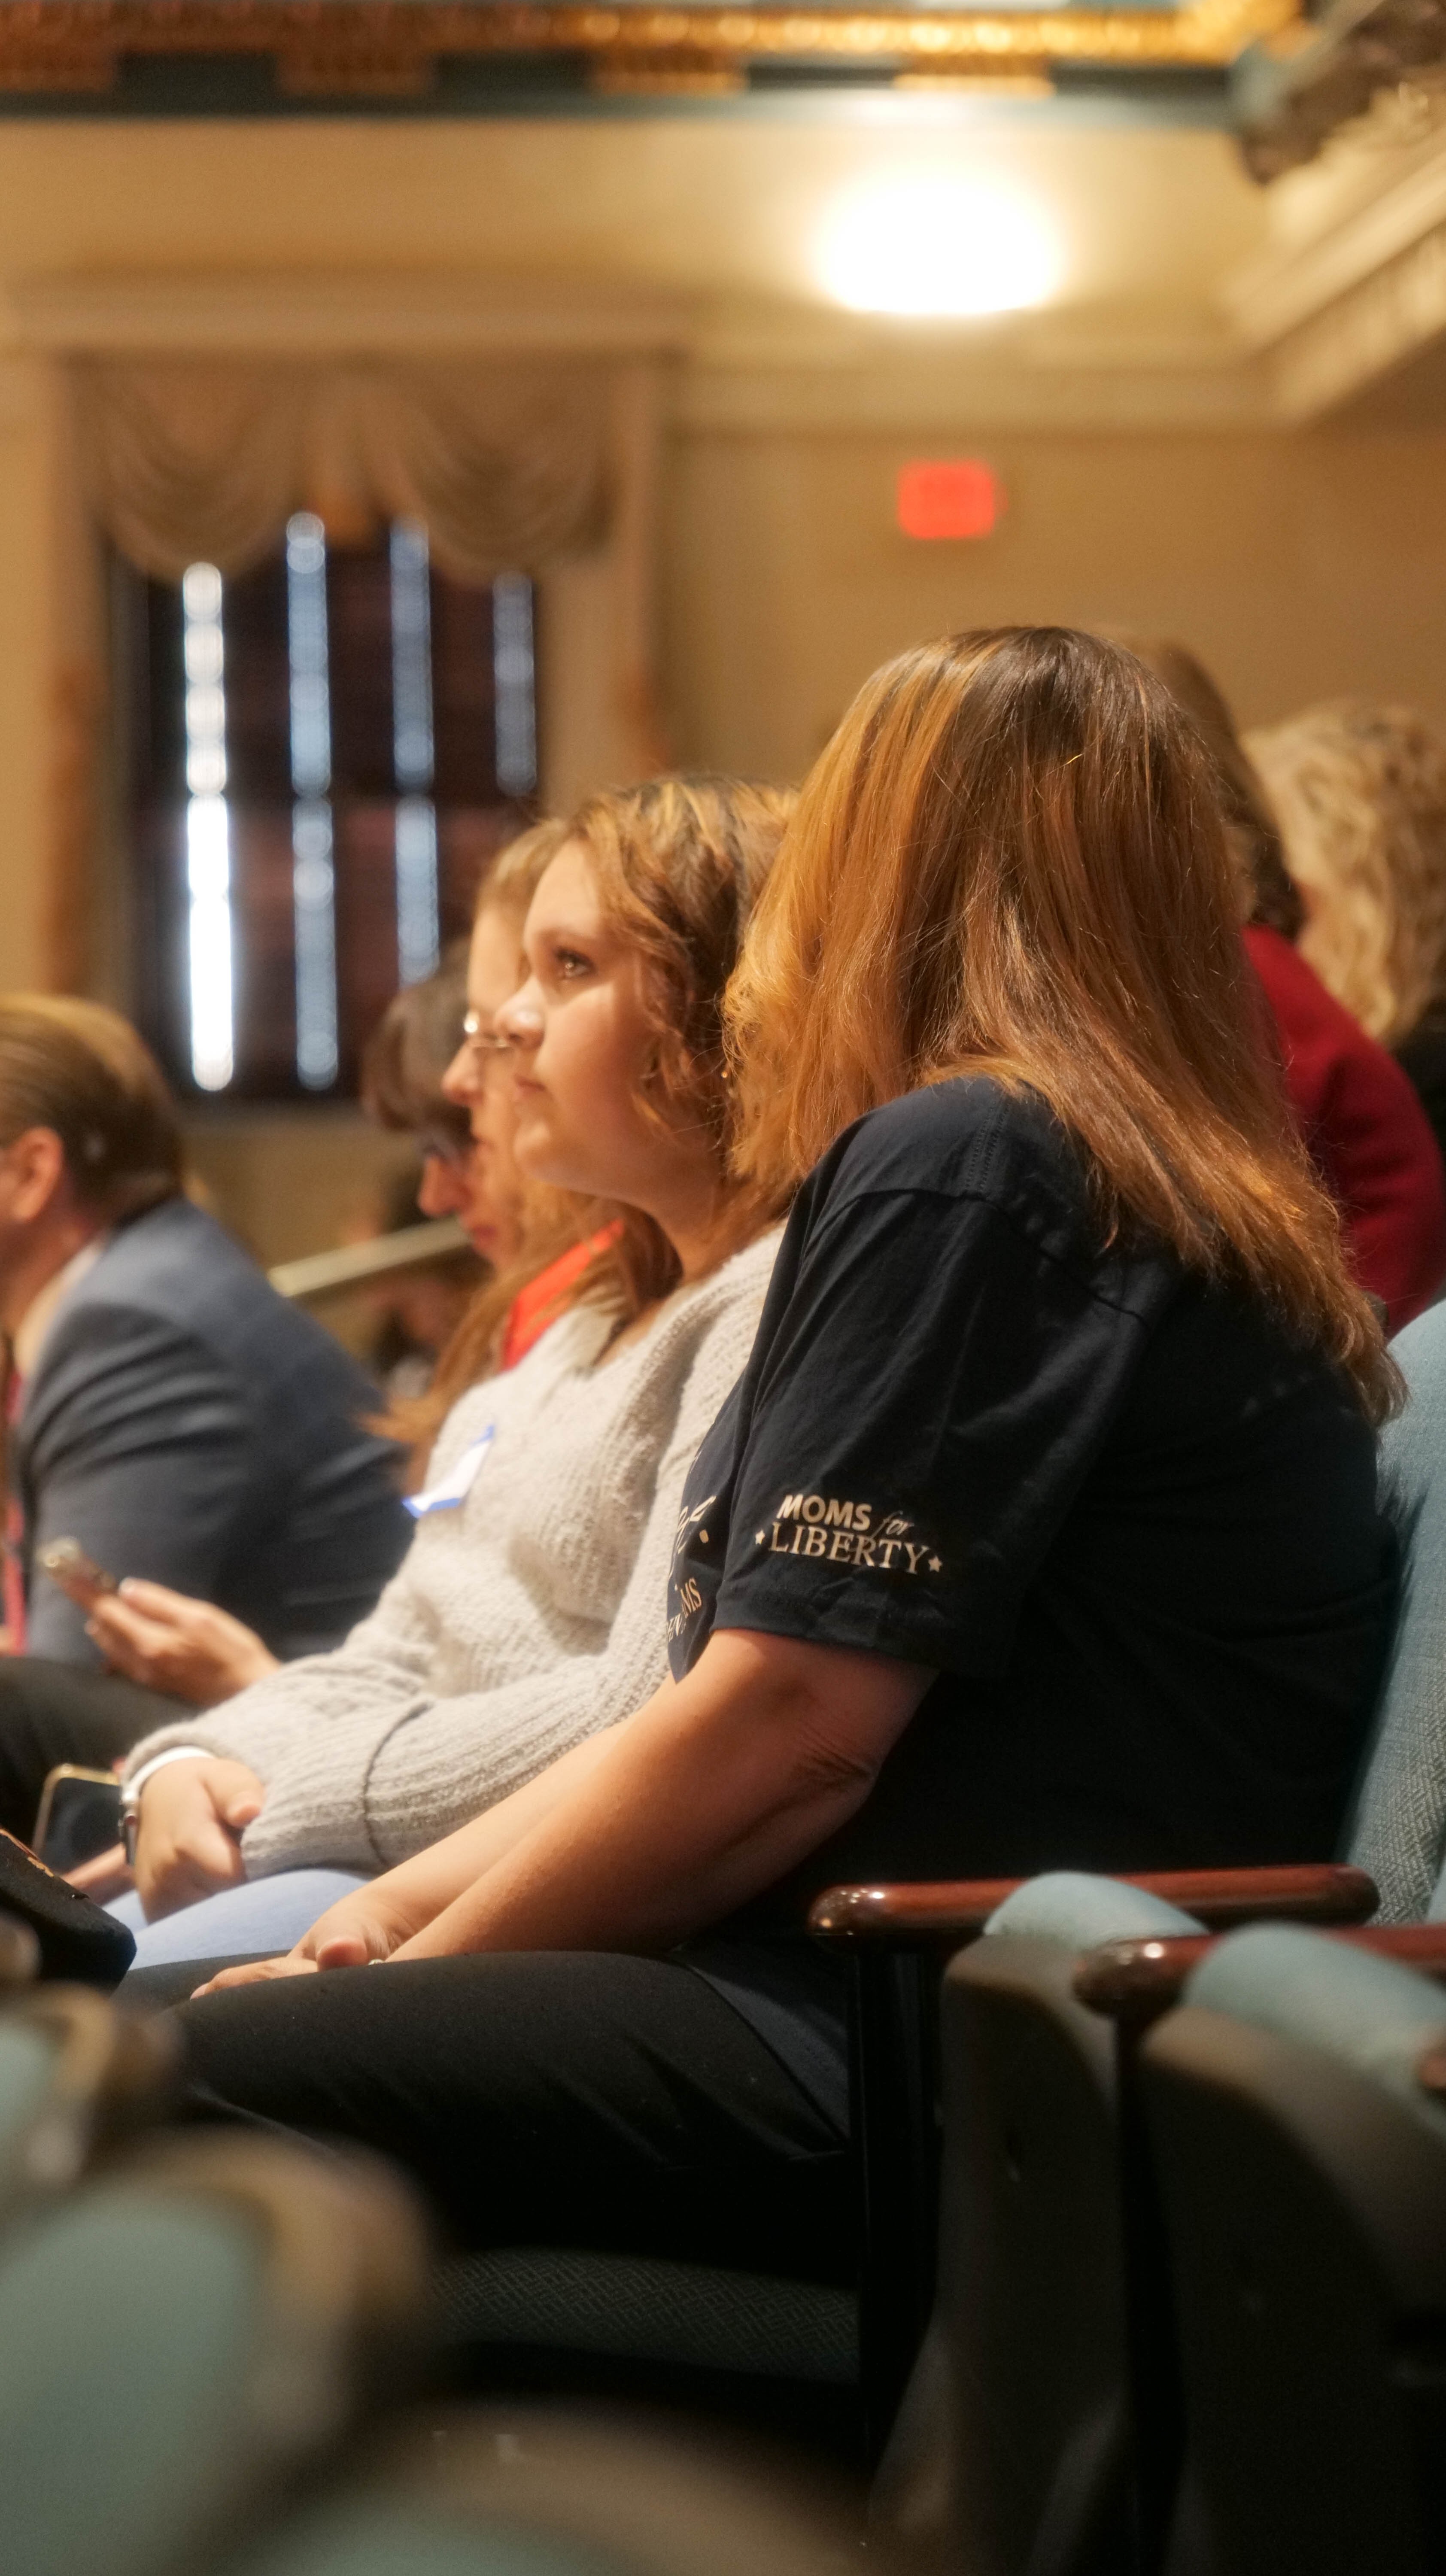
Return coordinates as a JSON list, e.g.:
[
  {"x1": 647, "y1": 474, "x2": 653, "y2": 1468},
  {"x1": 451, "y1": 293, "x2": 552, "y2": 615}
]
[{"x1": 117, "y1": 521, "x2": 538, "y2": 1104}]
